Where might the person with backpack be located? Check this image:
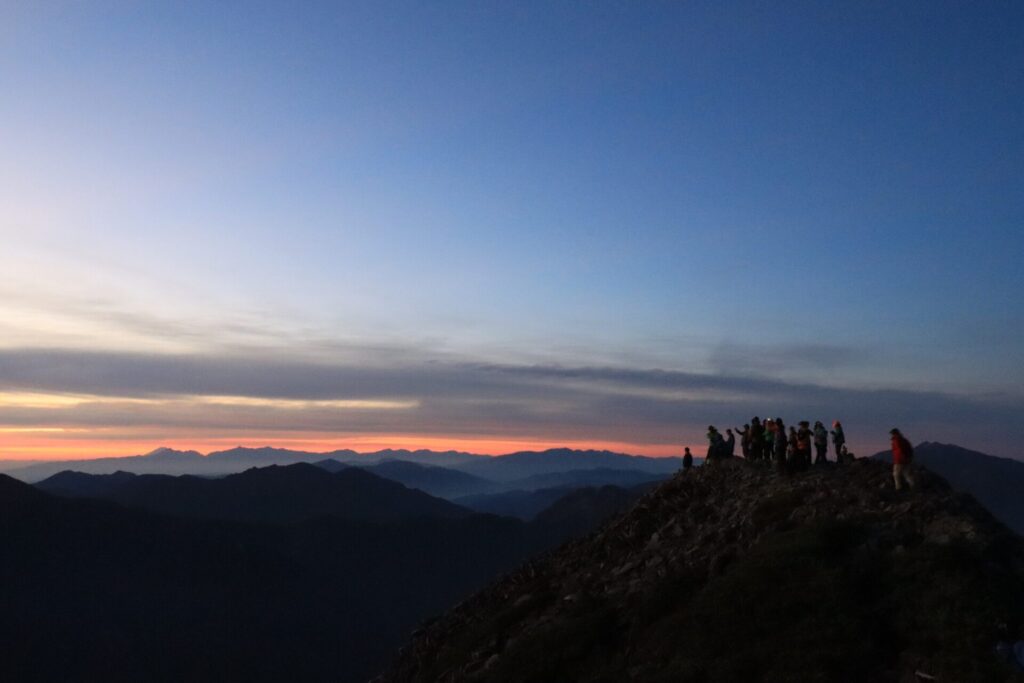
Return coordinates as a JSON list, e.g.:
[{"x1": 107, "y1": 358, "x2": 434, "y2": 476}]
[
  {"x1": 813, "y1": 420, "x2": 828, "y2": 464},
  {"x1": 890, "y1": 428, "x2": 916, "y2": 491},
  {"x1": 682, "y1": 447, "x2": 693, "y2": 471}
]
